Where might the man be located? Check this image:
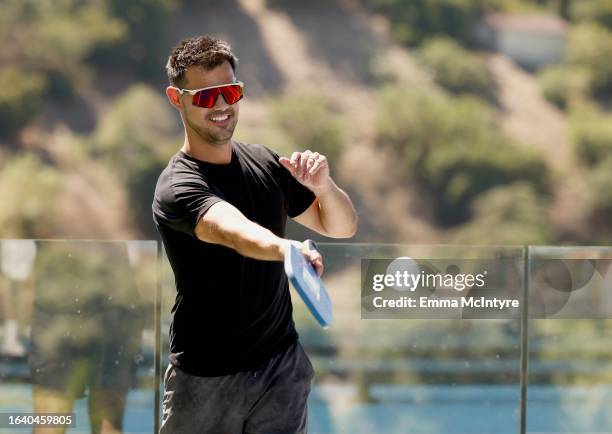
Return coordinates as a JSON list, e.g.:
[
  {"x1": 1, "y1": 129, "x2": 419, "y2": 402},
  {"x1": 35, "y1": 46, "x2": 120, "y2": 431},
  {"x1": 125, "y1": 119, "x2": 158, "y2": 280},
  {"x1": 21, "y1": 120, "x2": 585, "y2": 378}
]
[{"x1": 152, "y1": 35, "x2": 357, "y2": 434}]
